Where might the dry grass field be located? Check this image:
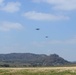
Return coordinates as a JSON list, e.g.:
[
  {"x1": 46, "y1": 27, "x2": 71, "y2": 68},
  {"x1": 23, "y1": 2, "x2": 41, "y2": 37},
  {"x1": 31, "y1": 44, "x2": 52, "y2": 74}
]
[{"x1": 0, "y1": 67, "x2": 76, "y2": 75}]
